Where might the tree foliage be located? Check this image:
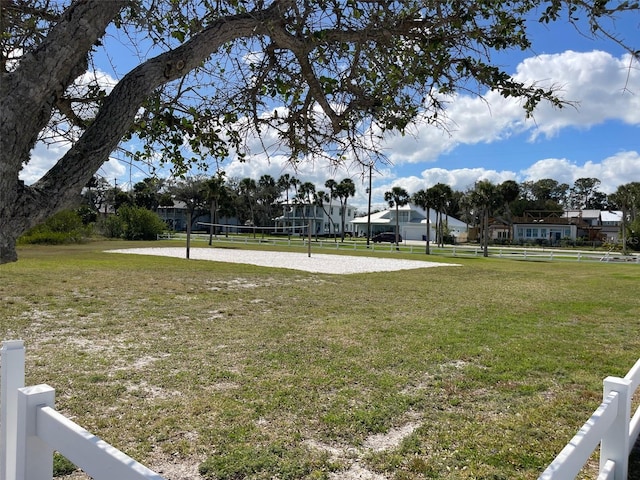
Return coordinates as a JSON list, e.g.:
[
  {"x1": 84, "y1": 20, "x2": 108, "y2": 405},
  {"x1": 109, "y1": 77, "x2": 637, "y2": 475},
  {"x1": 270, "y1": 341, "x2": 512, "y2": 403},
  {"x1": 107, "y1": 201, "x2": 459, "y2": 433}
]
[
  {"x1": 117, "y1": 205, "x2": 167, "y2": 240},
  {"x1": 2, "y1": 0, "x2": 638, "y2": 262},
  {"x1": 384, "y1": 186, "x2": 410, "y2": 246},
  {"x1": 609, "y1": 181, "x2": 640, "y2": 253},
  {"x1": 18, "y1": 209, "x2": 90, "y2": 245}
]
